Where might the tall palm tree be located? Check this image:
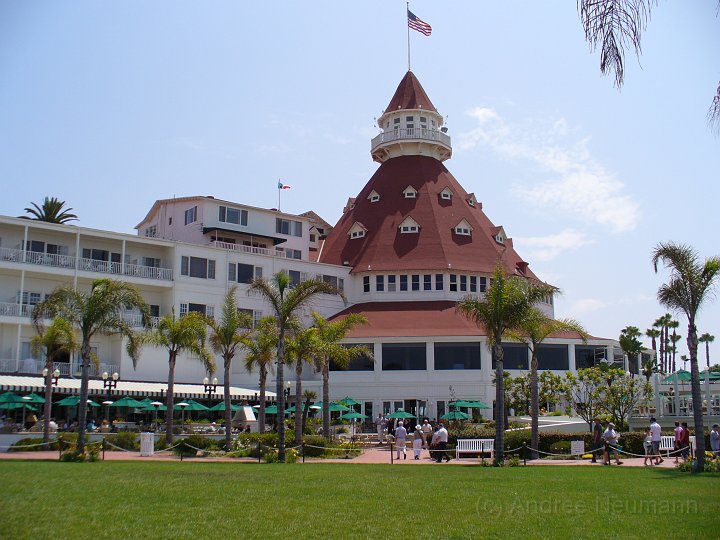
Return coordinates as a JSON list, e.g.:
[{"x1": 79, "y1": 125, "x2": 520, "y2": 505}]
[
  {"x1": 668, "y1": 319, "x2": 680, "y2": 372},
  {"x1": 242, "y1": 317, "x2": 278, "y2": 436},
  {"x1": 249, "y1": 273, "x2": 338, "y2": 462},
  {"x1": 457, "y1": 264, "x2": 552, "y2": 464},
  {"x1": 653, "y1": 241, "x2": 720, "y2": 472},
  {"x1": 654, "y1": 313, "x2": 673, "y2": 372},
  {"x1": 698, "y1": 333, "x2": 714, "y2": 369},
  {"x1": 508, "y1": 308, "x2": 587, "y2": 459},
  {"x1": 144, "y1": 311, "x2": 212, "y2": 444},
  {"x1": 23, "y1": 197, "x2": 78, "y2": 223},
  {"x1": 311, "y1": 311, "x2": 369, "y2": 441},
  {"x1": 645, "y1": 327, "x2": 660, "y2": 371},
  {"x1": 619, "y1": 325, "x2": 644, "y2": 374},
  {"x1": 207, "y1": 287, "x2": 253, "y2": 450},
  {"x1": 32, "y1": 279, "x2": 147, "y2": 453},
  {"x1": 301, "y1": 389, "x2": 317, "y2": 436},
  {"x1": 31, "y1": 316, "x2": 78, "y2": 446},
  {"x1": 285, "y1": 324, "x2": 320, "y2": 445}
]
